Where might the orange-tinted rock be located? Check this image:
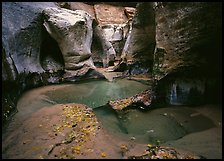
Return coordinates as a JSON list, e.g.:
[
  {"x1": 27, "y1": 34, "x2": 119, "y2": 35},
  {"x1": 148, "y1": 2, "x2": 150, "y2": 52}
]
[
  {"x1": 94, "y1": 3, "x2": 128, "y2": 25},
  {"x1": 108, "y1": 89, "x2": 153, "y2": 110},
  {"x1": 124, "y1": 7, "x2": 136, "y2": 20},
  {"x1": 69, "y1": 2, "x2": 96, "y2": 20}
]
